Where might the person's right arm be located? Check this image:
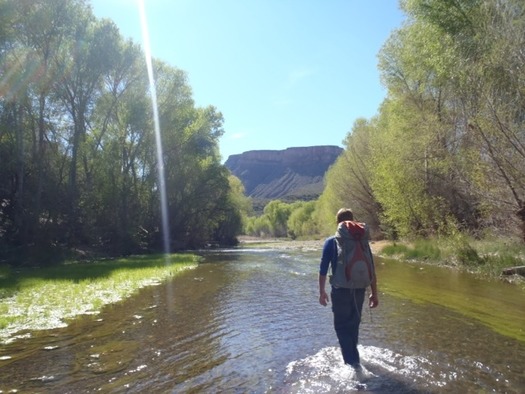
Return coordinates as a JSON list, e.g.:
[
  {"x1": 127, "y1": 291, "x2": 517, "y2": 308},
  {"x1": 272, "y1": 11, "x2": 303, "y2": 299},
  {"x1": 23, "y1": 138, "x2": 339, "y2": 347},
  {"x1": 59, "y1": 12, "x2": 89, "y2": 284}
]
[
  {"x1": 319, "y1": 274, "x2": 329, "y2": 306},
  {"x1": 318, "y1": 238, "x2": 333, "y2": 306}
]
